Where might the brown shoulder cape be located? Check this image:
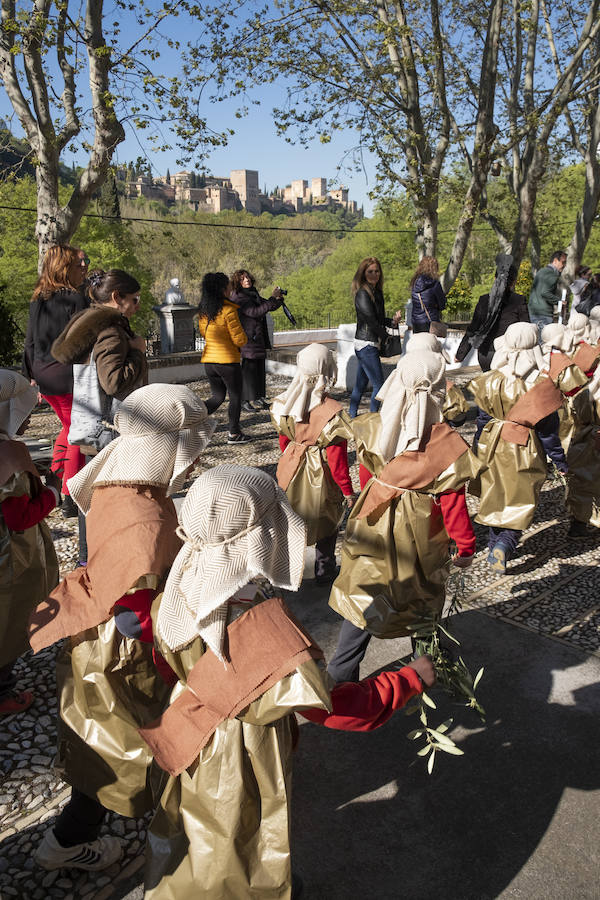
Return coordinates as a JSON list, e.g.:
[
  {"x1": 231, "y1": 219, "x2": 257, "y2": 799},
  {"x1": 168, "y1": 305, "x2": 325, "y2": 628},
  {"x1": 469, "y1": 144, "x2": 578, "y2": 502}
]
[
  {"x1": 548, "y1": 351, "x2": 574, "y2": 382},
  {"x1": 500, "y1": 377, "x2": 563, "y2": 445},
  {"x1": 572, "y1": 342, "x2": 600, "y2": 374},
  {"x1": 29, "y1": 484, "x2": 181, "y2": 651},
  {"x1": 276, "y1": 397, "x2": 343, "y2": 490},
  {"x1": 358, "y1": 422, "x2": 468, "y2": 523},
  {"x1": 140, "y1": 596, "x2": 324, "y2": 776}
]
